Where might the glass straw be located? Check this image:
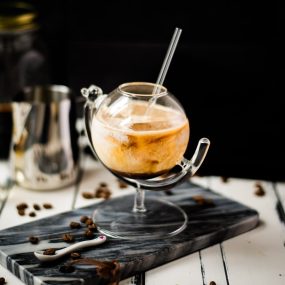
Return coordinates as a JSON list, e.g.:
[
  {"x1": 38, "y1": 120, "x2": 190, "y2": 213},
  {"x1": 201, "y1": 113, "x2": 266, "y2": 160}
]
[
  {"x1": 152, "y1": 27, "x2": 182, "y2": 95},
  {"x1": 143, "y1": 27, "x2": 182, "y2": 117}
]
